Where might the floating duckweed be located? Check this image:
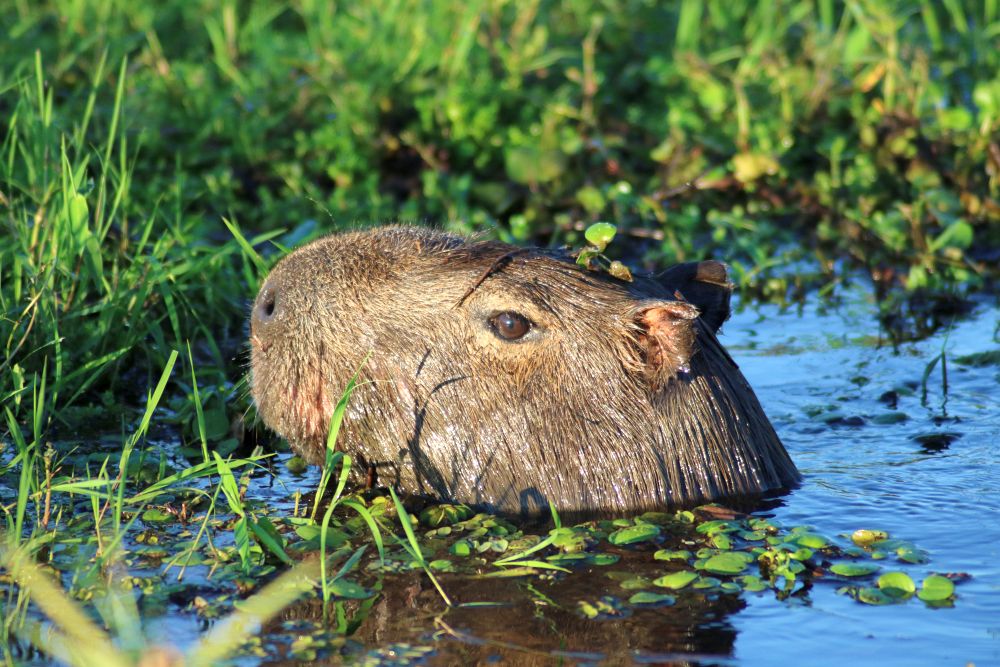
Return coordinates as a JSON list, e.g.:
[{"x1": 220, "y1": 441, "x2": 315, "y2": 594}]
[
  {"x1": 739, "y1": 530, "x2": 766, "y2": 541},
  {"x1": 608, "y1": 523, "x2": 661, "y2": 545},
  {"x1": 917, "y1": 574, "x2": 955, "y2": 602},
  {"x1": 711, "y1": 534, "x2": 733, "y2": 549},
  {"x1": 856, "y1": 587, "x2": 896, "y2": 605},
  {"x1": 628, "y1": 591, "x2": 676, "y2": 606},
  {"x1": 619, "y1": 576, "x2": 653, "y2": 590},
  {"x1": 589, "y1": 553, "x2": 621, "y2": 566},
  {"x1": 788, "y1": 547, "x2": 814, "y2": 561},
  {"x1": 141, "y1": 508, "x2": 175, "y2": 523},
  {"x1": 877, "y1": 572, "x2": 916, "y2": 598},
  {"x1": 896, "y1": 547, "x2": 929, "y2": 564},
  {"x1": 793, "y1": 533, "x2": 829, "y2": 549},
  {"x1": 696, "y1": 520, "x2": 739, "y2": 535},
  {"x1": 830, "y1": 562, "x2": 881, "y2": 577},
  {"x1": 693, "y1": 576, "x2": 722, "y2": 590},
  {"x1": 653, "y1": 570, "x2": 699, "y2": 589},
  {"x1": 449, "y1": 540, "x2": 472, "y2": 557},
  {"x1": 701, "y1": 552, "x2": 754, "y2": 575}
]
